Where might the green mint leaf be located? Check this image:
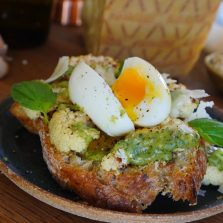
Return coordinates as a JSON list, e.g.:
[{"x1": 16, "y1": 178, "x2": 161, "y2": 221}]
[
  {"x1": 115, "y1": 60, "x2": 124, "y2": 78},
  {"x1": 189, "y1": 118, "x2": 223, "y2": 147},
  {"x1": 208, "y1": 149, "x2": 223, "y2": 171},
  {"x1": 11, "y1": 80, "x2": 56, "y2": 114}
]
